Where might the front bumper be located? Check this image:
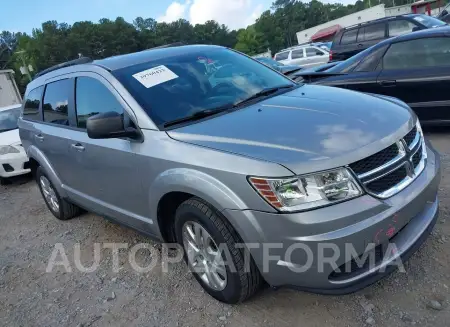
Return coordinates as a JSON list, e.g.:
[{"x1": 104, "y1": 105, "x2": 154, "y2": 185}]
[
  {"x1": 223, "y1": 143, "x2": 441, "y2": 293},
  {"x1": 0, "y1": 150, "x2": 30, "y2": 178}
]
